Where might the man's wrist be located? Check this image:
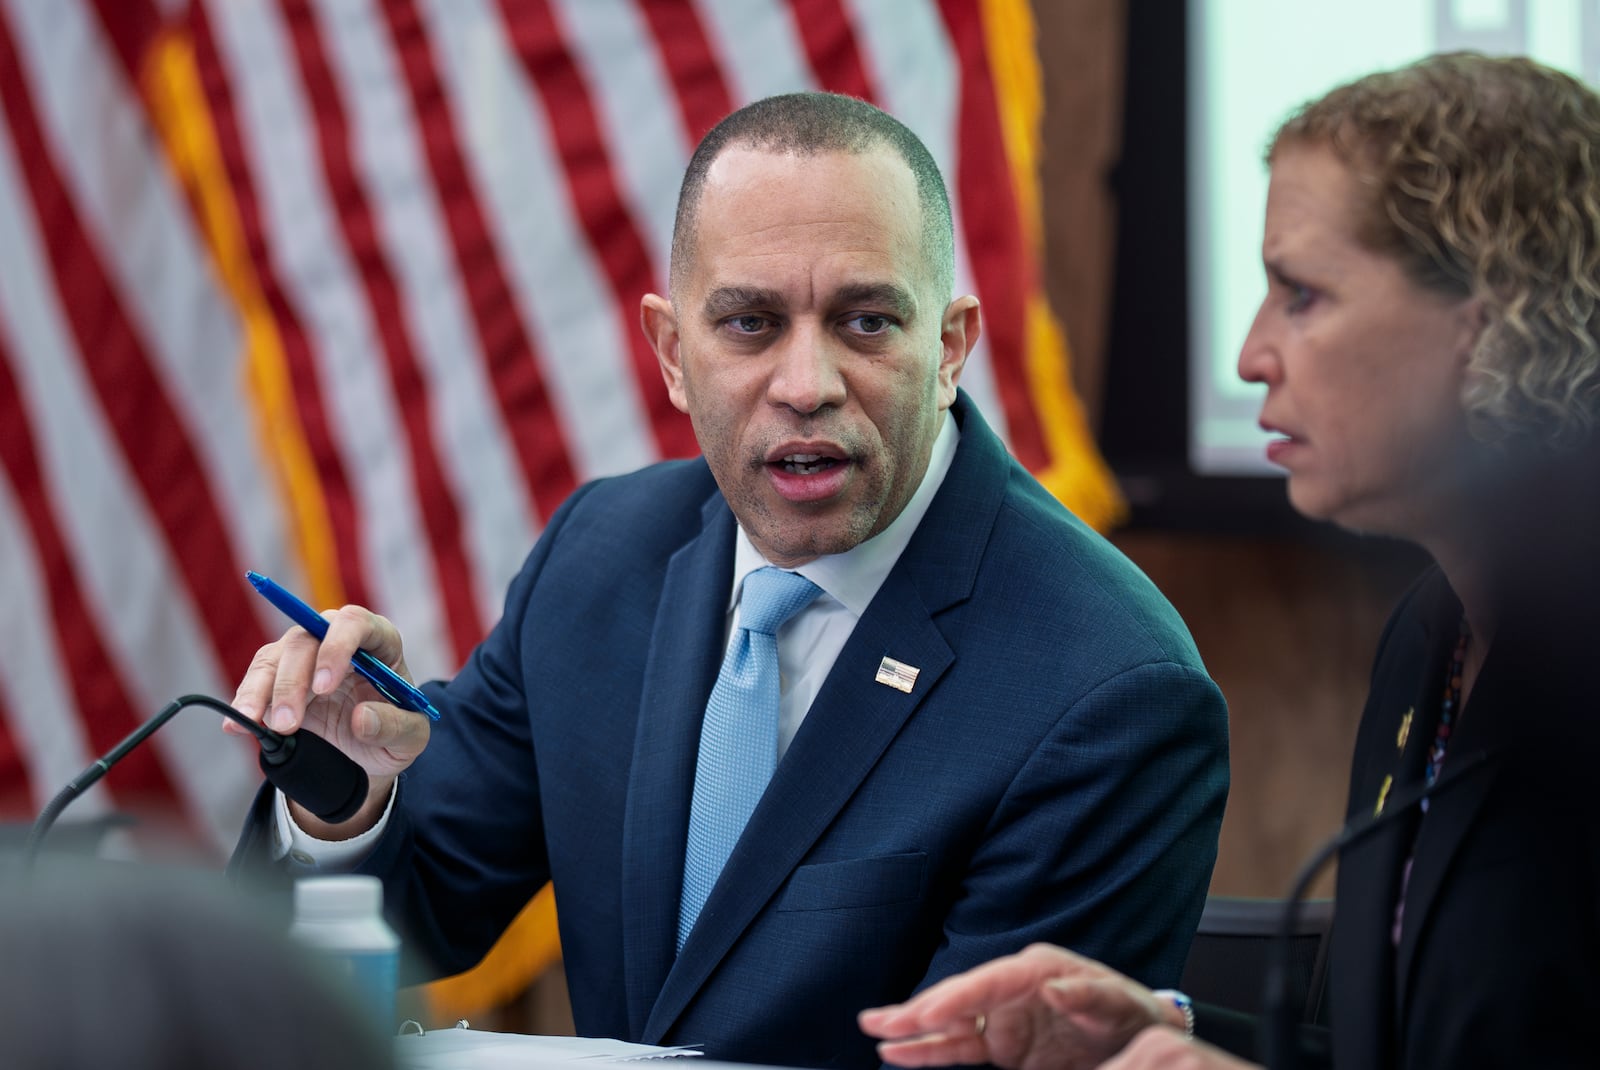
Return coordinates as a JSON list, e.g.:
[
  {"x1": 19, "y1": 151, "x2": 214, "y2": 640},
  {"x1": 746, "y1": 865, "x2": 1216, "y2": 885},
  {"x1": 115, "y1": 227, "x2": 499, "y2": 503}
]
[
  {"x1": 1151, "y1": 989, "x2": 1195, "y2": 1039},
  {"x1": 275, "y1": 779, "x2": 397, "y2": 867}
]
